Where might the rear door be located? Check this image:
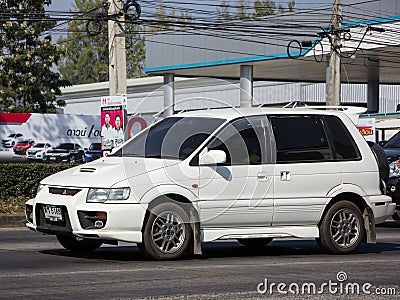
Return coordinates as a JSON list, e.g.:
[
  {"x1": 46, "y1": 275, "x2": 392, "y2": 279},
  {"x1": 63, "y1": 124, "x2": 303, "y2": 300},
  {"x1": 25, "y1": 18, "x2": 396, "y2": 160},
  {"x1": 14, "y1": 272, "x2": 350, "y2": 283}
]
[{"x1": 270, "y1": 115, "x2": 341, "y2": 226}]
